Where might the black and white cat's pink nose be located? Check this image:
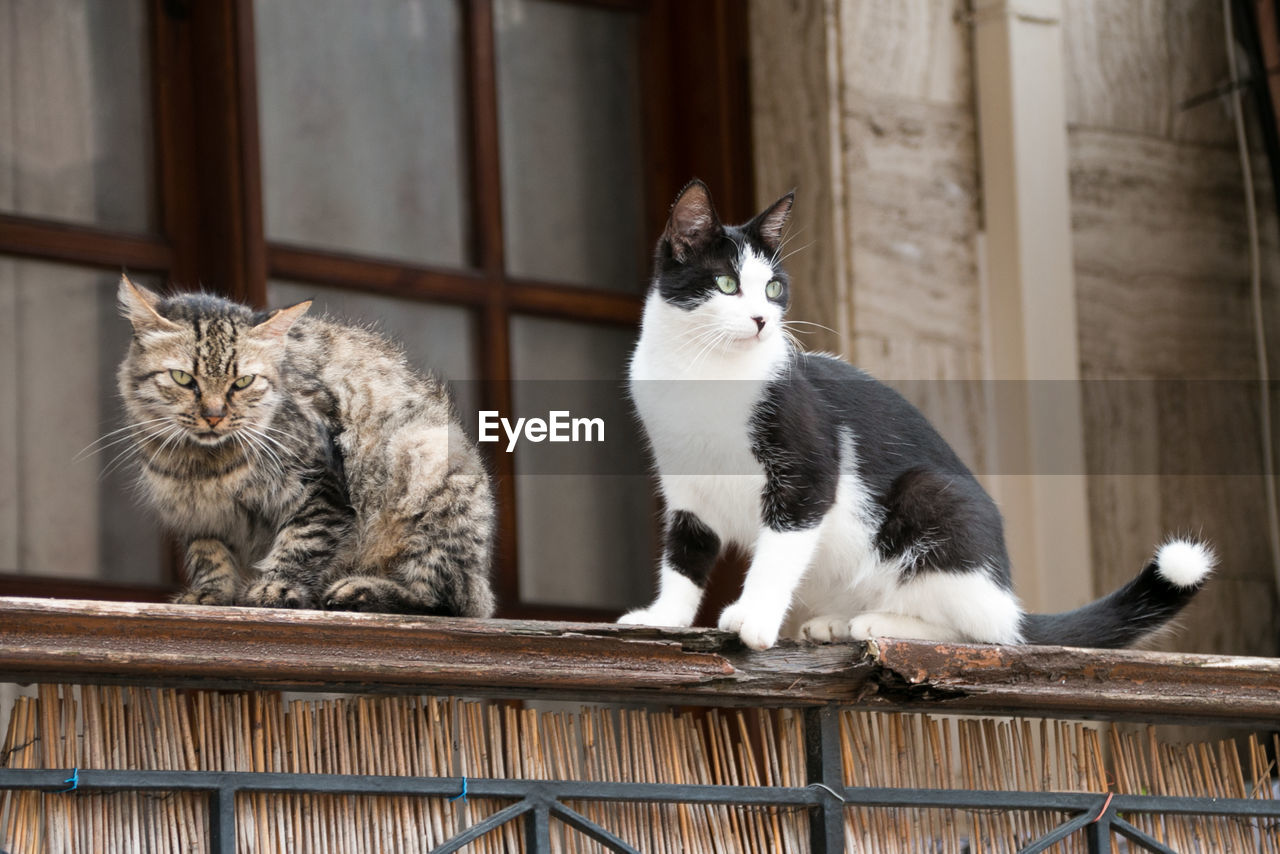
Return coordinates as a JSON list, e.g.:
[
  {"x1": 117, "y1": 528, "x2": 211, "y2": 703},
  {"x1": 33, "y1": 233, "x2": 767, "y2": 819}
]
[{"x1": 752, "y1": 316, "x2": 765, "y2": 332}]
